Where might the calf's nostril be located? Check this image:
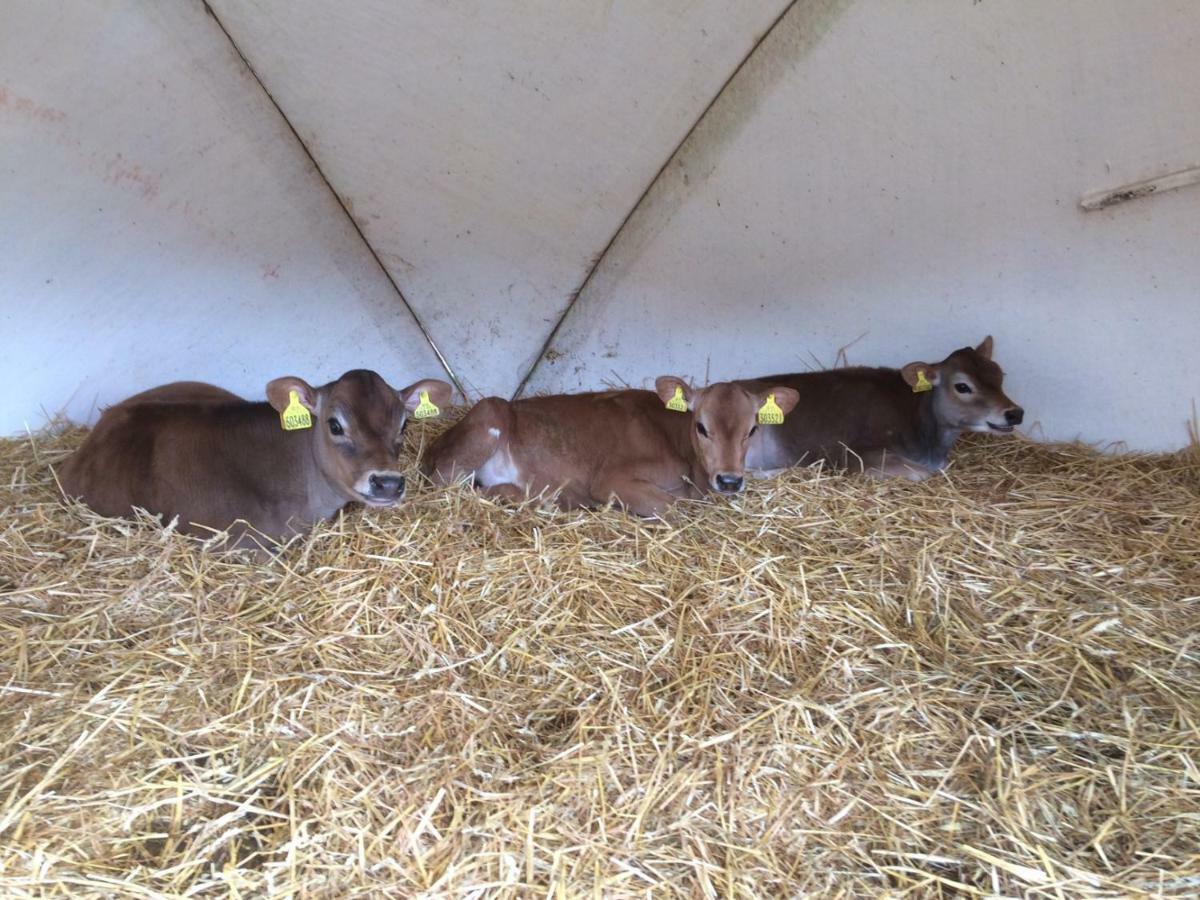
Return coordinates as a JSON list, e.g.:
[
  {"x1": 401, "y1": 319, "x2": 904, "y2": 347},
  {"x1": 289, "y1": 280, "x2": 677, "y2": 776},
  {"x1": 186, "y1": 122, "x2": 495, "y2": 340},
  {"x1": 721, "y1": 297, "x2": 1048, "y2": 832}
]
[
  {"x1": 1005, "y1": 407, "x2": 1024, "y2": 425},
  {"x1": 715, "y1": 474, "x2": 744, "y2": 493},
  {"x1": 368, "y1": 474, "x2": 405, "y2": 496}
]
